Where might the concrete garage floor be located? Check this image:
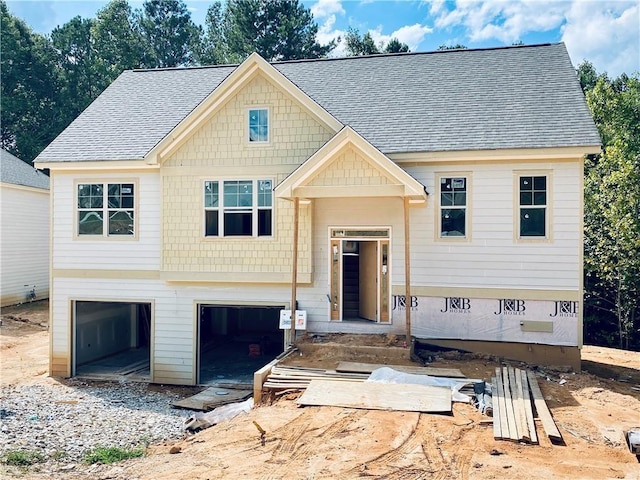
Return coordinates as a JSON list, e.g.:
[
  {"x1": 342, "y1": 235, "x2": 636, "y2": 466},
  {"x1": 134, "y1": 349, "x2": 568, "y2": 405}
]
[
  {"x1": 76, "y1": 347, "x2": 151, "y2": 382},
  {"x1": 199, "y1": 340, "x2": 280, "y2": 385},
  {"x1": 75, "y1": 341, "x2": 281, "y2": 385}
]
